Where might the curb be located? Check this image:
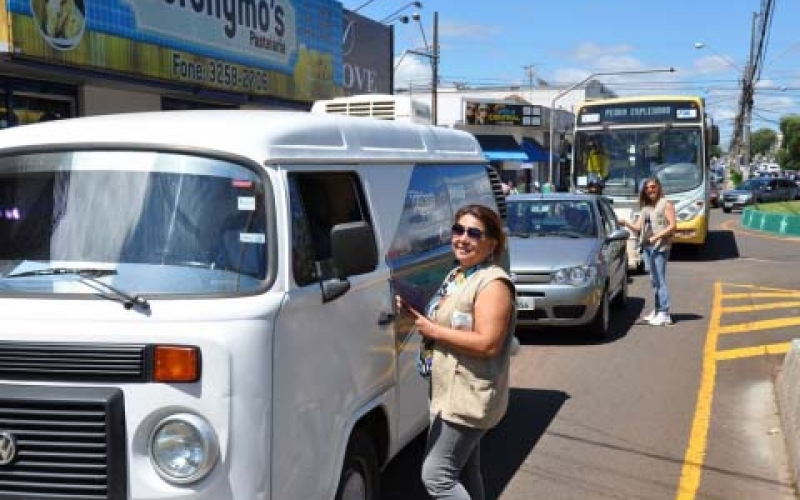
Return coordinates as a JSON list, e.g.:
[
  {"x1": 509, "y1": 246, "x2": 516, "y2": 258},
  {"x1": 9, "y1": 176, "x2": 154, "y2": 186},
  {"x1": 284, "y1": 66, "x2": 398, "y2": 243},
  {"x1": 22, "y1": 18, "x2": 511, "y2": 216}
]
[
  {"x1": 777, "y1": 340, "x2": 800, "y2": 490},
  {"x1": 741, "y1": 207, "x2": 800, "y2": 237}
]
